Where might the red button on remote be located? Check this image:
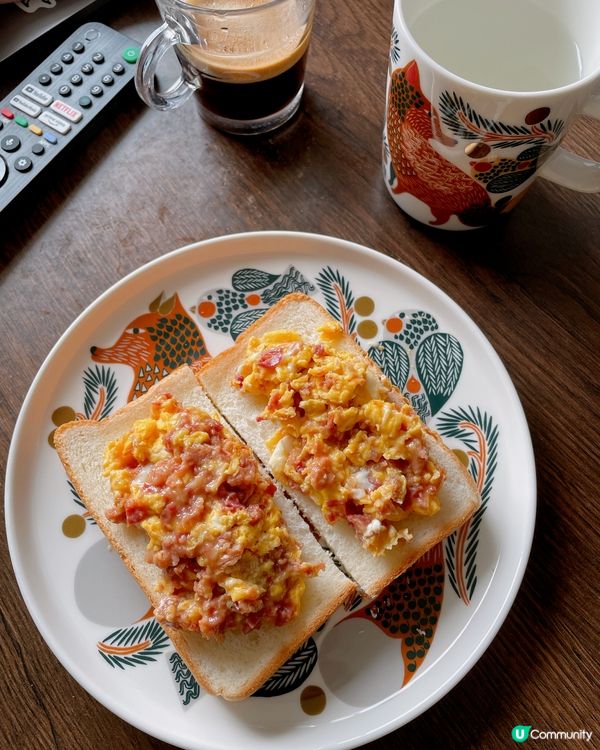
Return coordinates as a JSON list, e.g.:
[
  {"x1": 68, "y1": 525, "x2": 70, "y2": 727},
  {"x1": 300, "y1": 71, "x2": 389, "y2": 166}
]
[{"x1": 1, "y1": 108, "x2": 14, "y2": 120}]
